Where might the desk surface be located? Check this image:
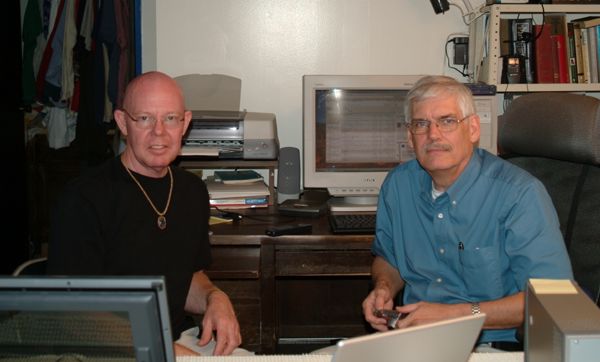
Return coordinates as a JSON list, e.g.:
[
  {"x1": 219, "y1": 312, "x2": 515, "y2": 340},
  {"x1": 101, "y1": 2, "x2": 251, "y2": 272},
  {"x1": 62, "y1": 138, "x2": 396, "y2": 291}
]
[
  {"x1": 177, "y1": 353, "x2": 524, "y2": 362},
  {"x1": 209, "y1": 206, "x2": 373, "y2": 244}
]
